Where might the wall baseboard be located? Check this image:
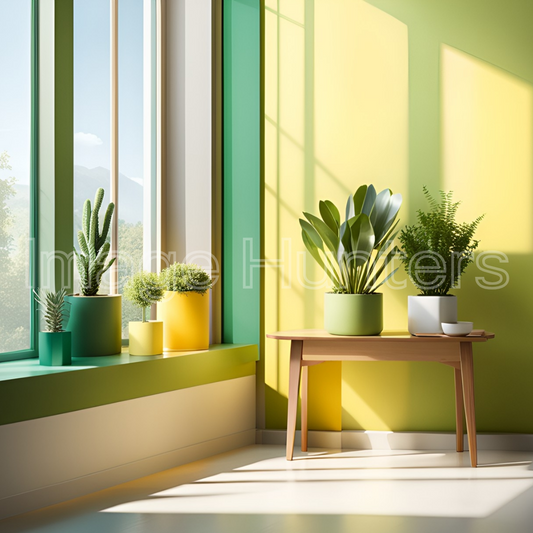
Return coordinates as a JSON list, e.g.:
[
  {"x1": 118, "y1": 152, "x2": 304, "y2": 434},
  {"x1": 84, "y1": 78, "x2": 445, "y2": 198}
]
[{"x1": 257, "y1": 429, "x2": 533, "y2": 452}]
